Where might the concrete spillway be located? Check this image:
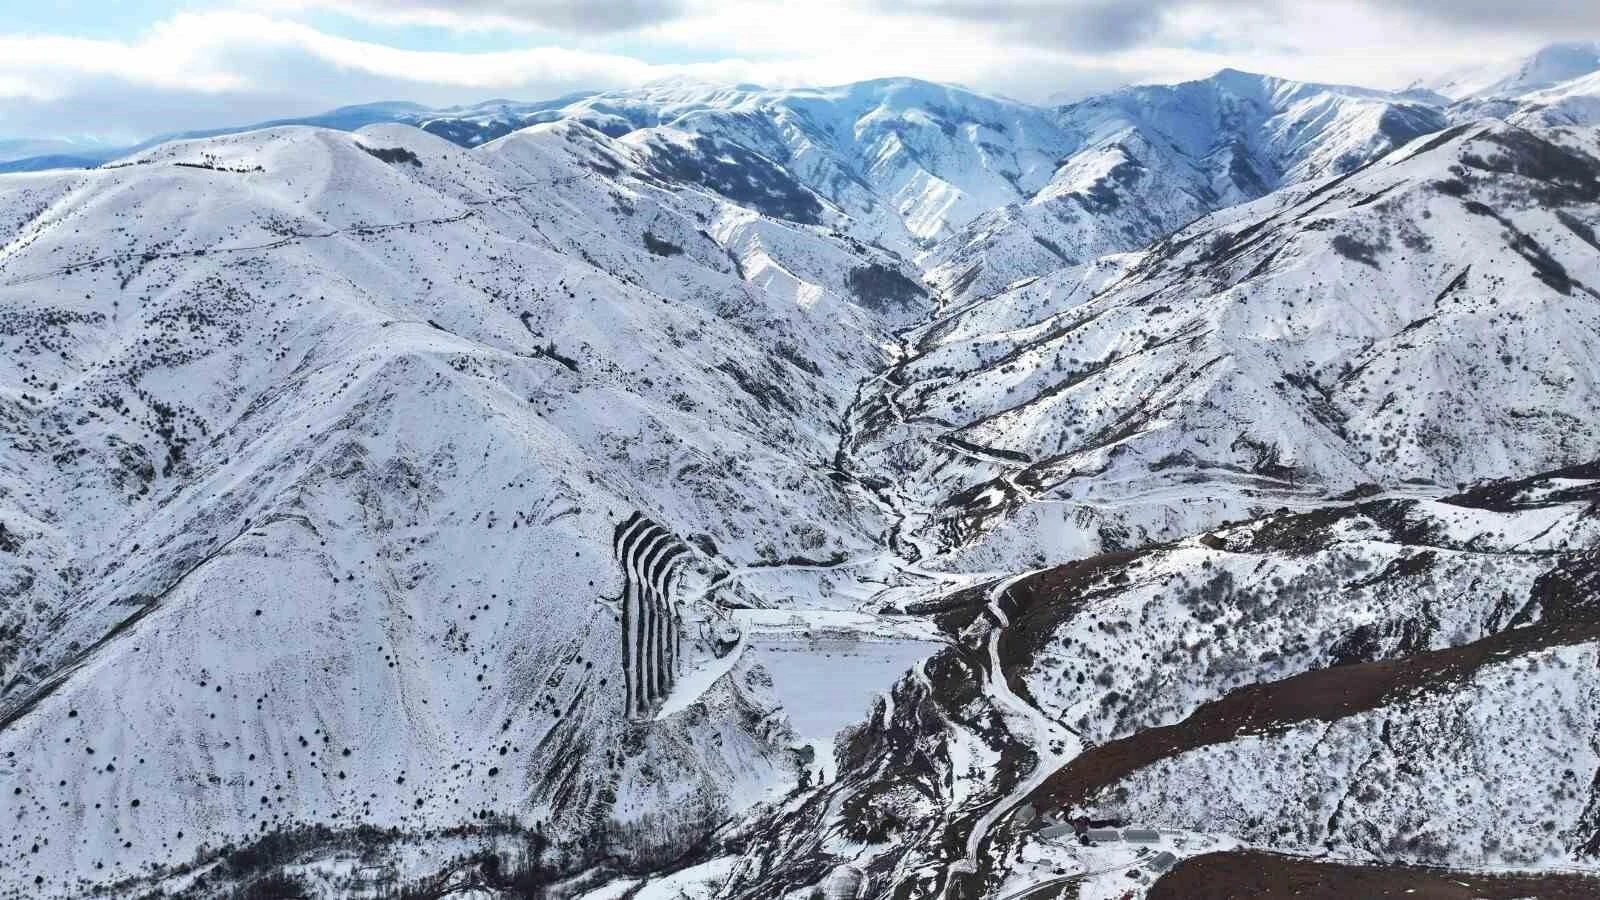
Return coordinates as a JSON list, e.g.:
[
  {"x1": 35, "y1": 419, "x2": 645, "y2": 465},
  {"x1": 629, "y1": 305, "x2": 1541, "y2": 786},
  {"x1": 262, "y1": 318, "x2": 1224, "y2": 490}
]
[{"x1": 613, "y1": 512, "x2": 690, "y2": 721}]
